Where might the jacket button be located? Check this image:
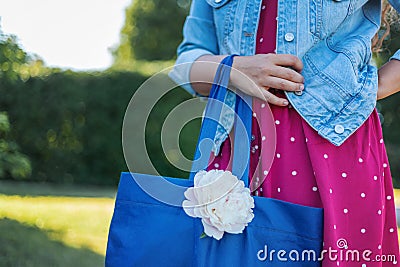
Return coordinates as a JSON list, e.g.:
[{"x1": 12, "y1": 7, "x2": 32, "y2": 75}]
[
  {"x1": 284, "y1": 33, "x2": 295, "y2": 42},
  {"x1": 334, "y1": 124, "x2": 345, "y2": 134},
  {"x1": 294, "y1": 90, "x2": 303, "y2": 96}
]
